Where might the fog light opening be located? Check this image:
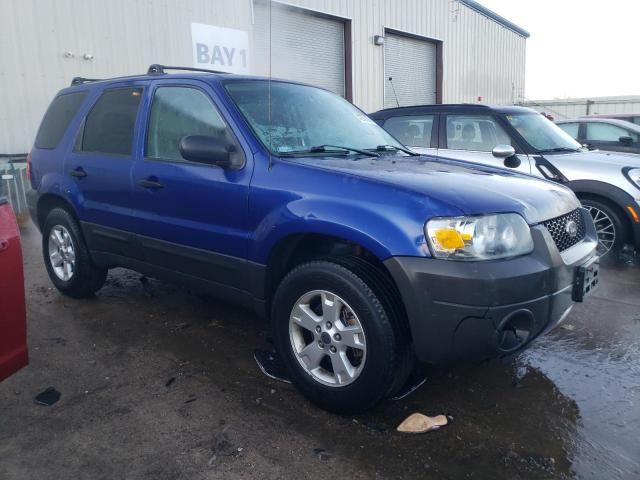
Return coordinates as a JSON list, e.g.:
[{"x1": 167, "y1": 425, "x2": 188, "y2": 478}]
[{"x1": 497, "y1": 310, "x2": 534, "y2": 353}]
